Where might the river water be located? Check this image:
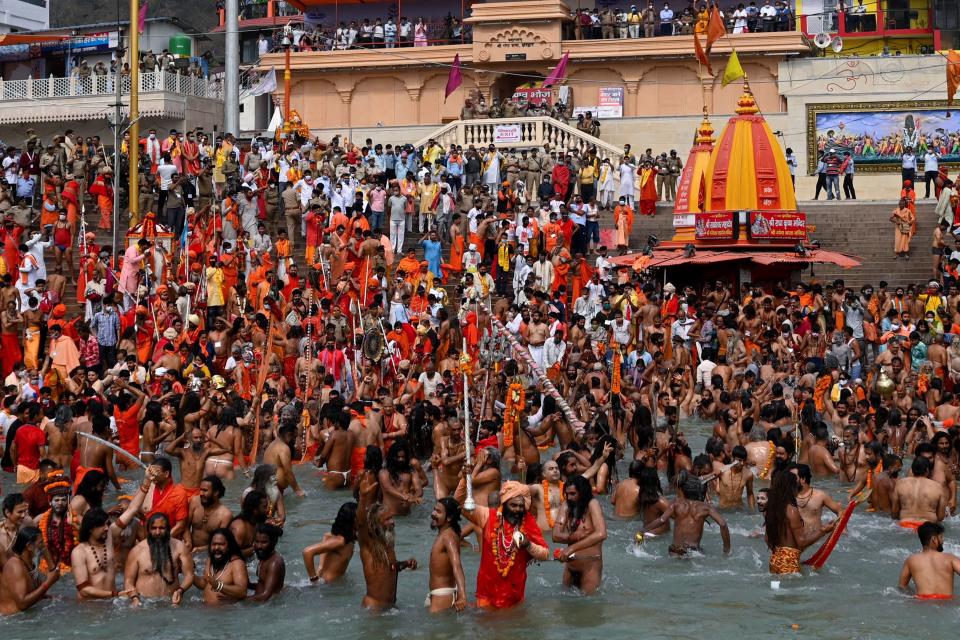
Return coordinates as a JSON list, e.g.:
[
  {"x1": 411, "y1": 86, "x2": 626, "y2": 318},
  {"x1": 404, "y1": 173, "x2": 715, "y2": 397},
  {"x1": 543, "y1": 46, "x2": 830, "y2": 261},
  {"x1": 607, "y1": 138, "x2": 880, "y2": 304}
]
[{"x1": 1, "y1": 418, "x2": 955, "y2": 639}]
